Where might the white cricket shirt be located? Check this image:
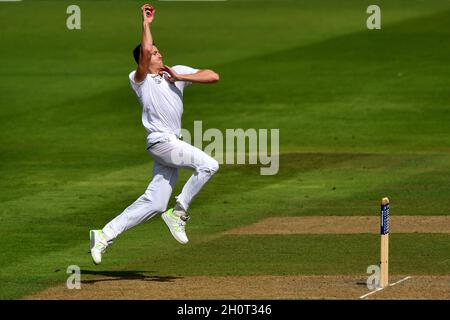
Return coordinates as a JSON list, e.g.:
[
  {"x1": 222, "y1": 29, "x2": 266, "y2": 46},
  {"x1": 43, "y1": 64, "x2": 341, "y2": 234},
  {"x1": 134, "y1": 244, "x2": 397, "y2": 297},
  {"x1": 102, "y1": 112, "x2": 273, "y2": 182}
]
[{"x1": 129, "y1": 65, "x2": 198, "y2": 146}]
